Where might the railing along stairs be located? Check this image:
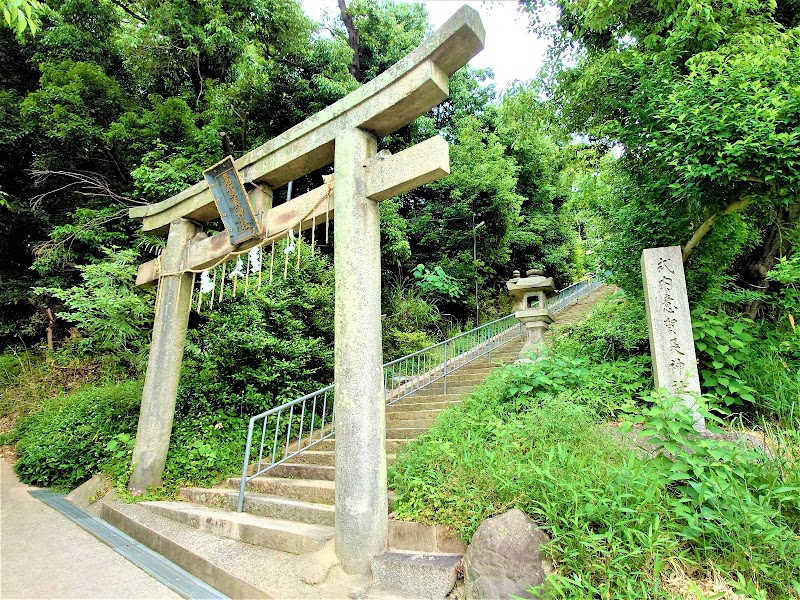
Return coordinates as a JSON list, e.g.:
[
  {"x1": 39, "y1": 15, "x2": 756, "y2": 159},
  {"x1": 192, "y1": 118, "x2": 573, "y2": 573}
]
[{"x1": 237, "y1": 274, "x2": 604, "y2": 511}]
